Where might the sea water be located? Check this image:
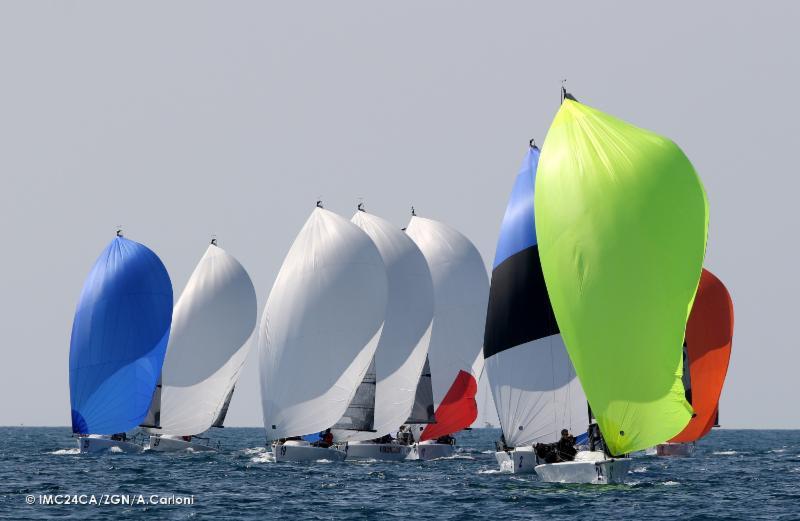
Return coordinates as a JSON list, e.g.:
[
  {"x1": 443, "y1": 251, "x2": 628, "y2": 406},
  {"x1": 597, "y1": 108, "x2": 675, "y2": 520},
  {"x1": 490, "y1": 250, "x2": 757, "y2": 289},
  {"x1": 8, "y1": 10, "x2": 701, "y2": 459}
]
[{"x1": 1, "y1": 427, "x2": 798, "y2": 520}]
